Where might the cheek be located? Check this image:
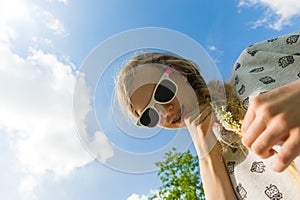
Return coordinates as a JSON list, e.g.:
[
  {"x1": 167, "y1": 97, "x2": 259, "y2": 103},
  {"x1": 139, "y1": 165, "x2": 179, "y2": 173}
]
[
  {"x1": 158, "y1": 115, "x2": 167, "y2": 126},
  {"x1": 157, "y1": 115, "x2": 171, "y2": 128},
  {"x1": 130, "y1": 84, "x2": 155, "y2": 115}
]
